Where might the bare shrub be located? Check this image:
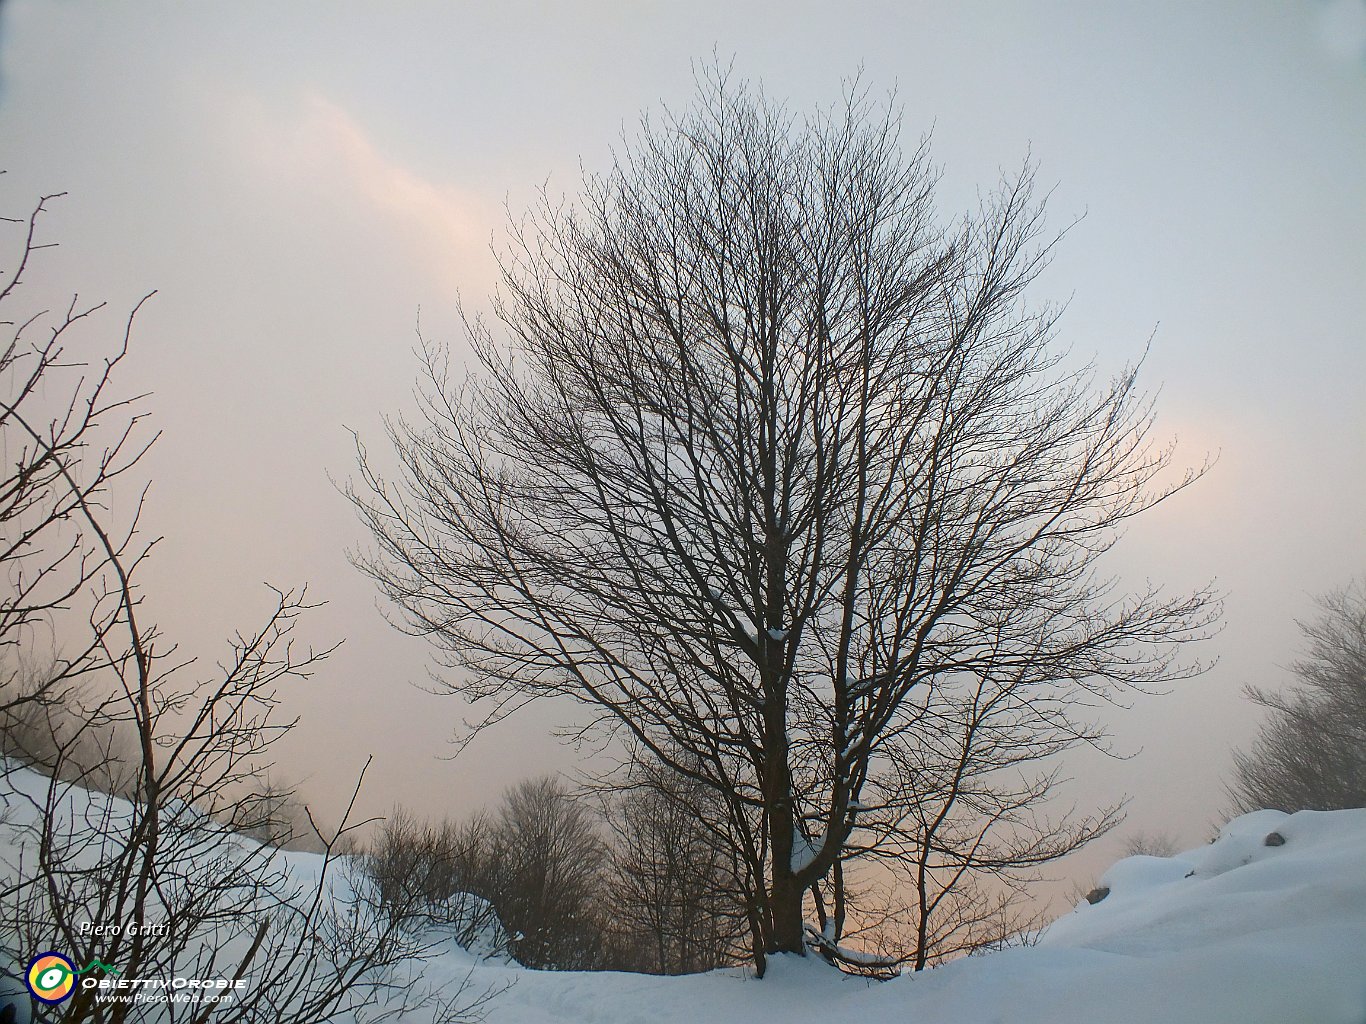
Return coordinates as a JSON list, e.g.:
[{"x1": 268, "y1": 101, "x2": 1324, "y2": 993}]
[
  {"x1": 1124, "y1": 831, "x2": 1180, "y2": 858},
  {"x1": 363, "y1": 806, "x2": 509, "y2": 955},
  {"x1": 0, "y1": 185, "x2": 500, "y2": 1023}
]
